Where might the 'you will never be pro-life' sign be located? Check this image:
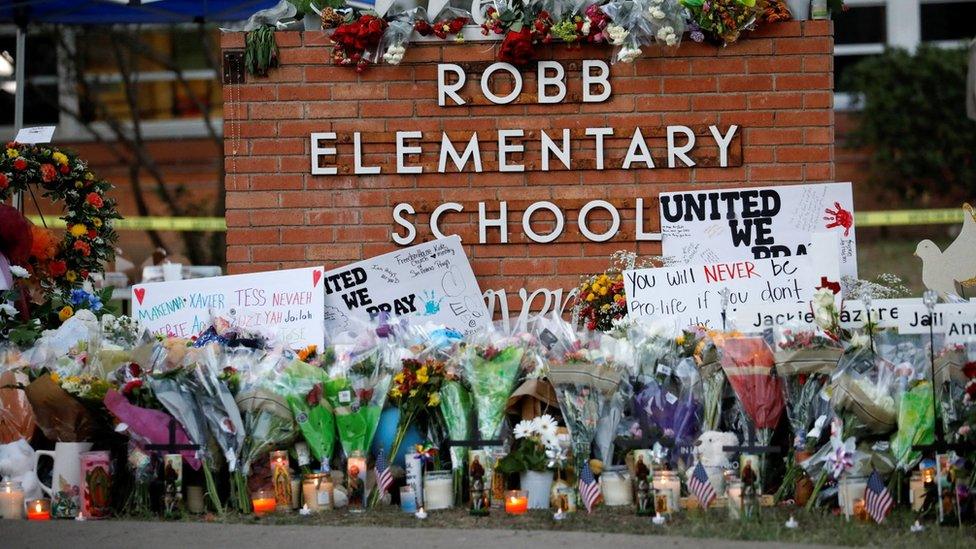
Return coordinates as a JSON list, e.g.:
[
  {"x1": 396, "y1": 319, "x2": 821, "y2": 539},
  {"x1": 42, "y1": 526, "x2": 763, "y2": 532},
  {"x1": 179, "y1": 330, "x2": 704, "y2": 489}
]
[
  {"x1": 623, "y1": 257, "x2": 820, "y2": 329},
  {"x1": 321, "y1": 236, "x2": 491, "y2": 336}
]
